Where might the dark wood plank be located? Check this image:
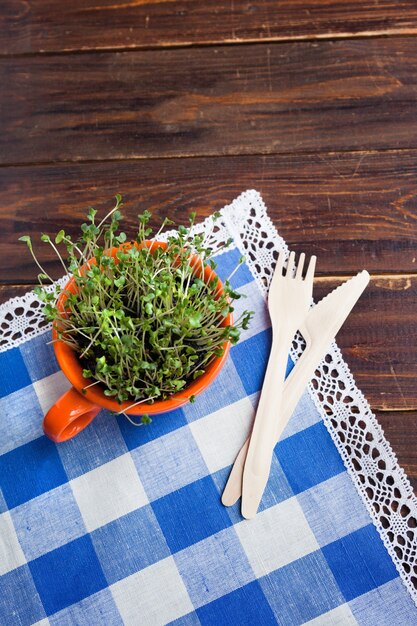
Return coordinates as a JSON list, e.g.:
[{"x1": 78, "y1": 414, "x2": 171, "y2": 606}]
[
  {"x1": 2, "y1": 150, "x2": 417, "y2": 280},
  {"x1": 3, "y1": 1, "x2": 417, "y2": 55},
  {"x1": 314, "y1": 275, "x2": 417, "y2": 412},
  {"x1": 2, "y1": 38, "x2": 417, "y2": 164},
  {"x1": 1, "y1": 275, "x2": 416, "y2": 411},
  {"x1": 0, "y1": 285, "x2": 32, "y2": 301},
  {"x1": 376, "y1": 410, "x2": 417, "y2": 493}
]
